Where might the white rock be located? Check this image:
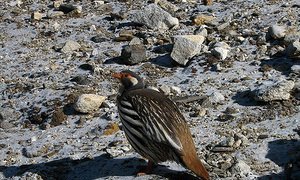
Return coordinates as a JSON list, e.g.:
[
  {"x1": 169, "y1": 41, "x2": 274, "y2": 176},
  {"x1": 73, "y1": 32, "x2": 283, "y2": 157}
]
[
  {"x1": 170, "y1": 86, "x2": 181, "y2": 95},
  {"x1": 31, "y1": 12, "x2": 43, "y2": 21},
  {"x1": 147, "y1": 86, "x2": 160, "y2": 92},
  {"x1": 9, "y1": 0, "x2": 22, "y2": 7},
  {"x1": 94, "y1": 1, "x2": 105, "y2": 6},
  {"x1": 209, "y1": 92, "x2": 225, "y2": 104},
  {"x1": 171, "y1": 35, "x2": 205, "y2": 65},
  {"x1": 89, "y1": 24, "x2": 97, "y2": 31},
  {"x1": 52, "y1": 21, "x2": 60, "y2": 31},
  {"x1": 30, "y1": 136, "x2": 37, "y2": 142},
  {"x1": 211, "y1": 42, "x2": 230, "y2": 60},
  {"x1": 91, "y1": 48, "x2": 99, "y2": 57},
  {"x1": 291, "y1": 65, "x2": 300, "y2": 74},
  {"x1": 53, "y1": 0, "x2": 63, "y2": 9},
  {"x1": 74, "y1": 94, "x2": 106, "y2": 113},
  {"x1": 211, "y1": 47, "x2": 229, "y2": 60},
  {"x1": 237, "y1": 36, "x2": 245, "y2": 42},
  {"x1": 214, "y1": 42, "x2": 230, "y2": 49},
  {"x1": 159, "y1": 84, "x2": 171, "y2": 95},
  {"x1": 61, "y1": 40, "x2": 81, "y2": 54},
  {"x1": 47, "y1": 10, "x2": 64, "y2": 19},
  {"x1": 268, "y1": 25, "x2": 286, "y2": 39},
  {"x1": 129, "y1": 37, "x2": 142, "y2": 45},
  {"x1": 253, "y1": 80, "x2": 295, "y2": 102},
  {"x1": 231, "y1": 160, "x2": 251, "y2": 177},
  {"x1": 131, "y1": 4, "x2": 179, "y2": 31}
]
